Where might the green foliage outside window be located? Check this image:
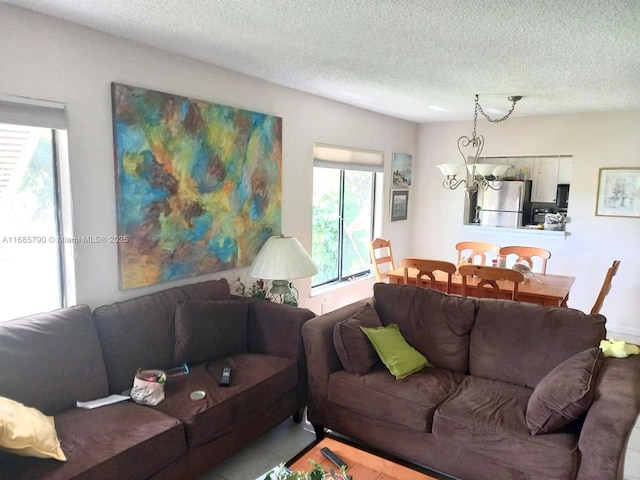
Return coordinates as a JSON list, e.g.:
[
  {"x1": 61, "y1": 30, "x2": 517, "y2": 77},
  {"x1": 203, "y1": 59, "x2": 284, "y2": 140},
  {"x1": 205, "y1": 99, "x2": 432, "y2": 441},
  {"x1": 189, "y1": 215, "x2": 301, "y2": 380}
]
[{"x1": 312, "y1": 168, "x2": 374, "y2": 287}]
